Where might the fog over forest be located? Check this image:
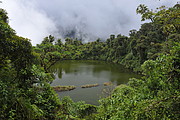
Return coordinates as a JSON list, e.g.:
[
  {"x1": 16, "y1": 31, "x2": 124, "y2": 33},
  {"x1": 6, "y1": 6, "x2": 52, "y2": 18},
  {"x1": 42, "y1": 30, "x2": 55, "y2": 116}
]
[{"x1": 1, "y1": 0, "x2": 178, "y2": 45}]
